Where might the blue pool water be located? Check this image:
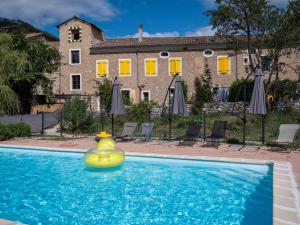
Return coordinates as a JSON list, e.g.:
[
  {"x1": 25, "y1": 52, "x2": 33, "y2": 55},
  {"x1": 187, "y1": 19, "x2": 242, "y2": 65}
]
[{"x1": 0, "y1": 147, "x2": 272, "y2": 225}]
